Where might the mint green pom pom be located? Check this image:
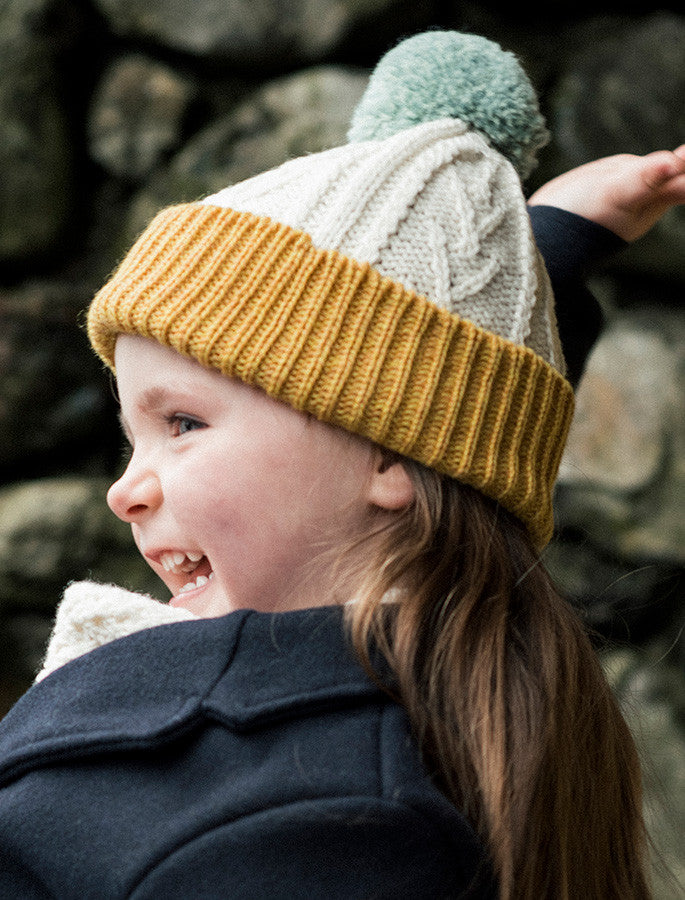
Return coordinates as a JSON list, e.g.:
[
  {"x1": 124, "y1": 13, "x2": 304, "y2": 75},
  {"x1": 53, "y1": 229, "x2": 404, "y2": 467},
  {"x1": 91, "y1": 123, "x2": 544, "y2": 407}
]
[{"x1": 348, "y1": 31, "x2": 548, "y2": 181}]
